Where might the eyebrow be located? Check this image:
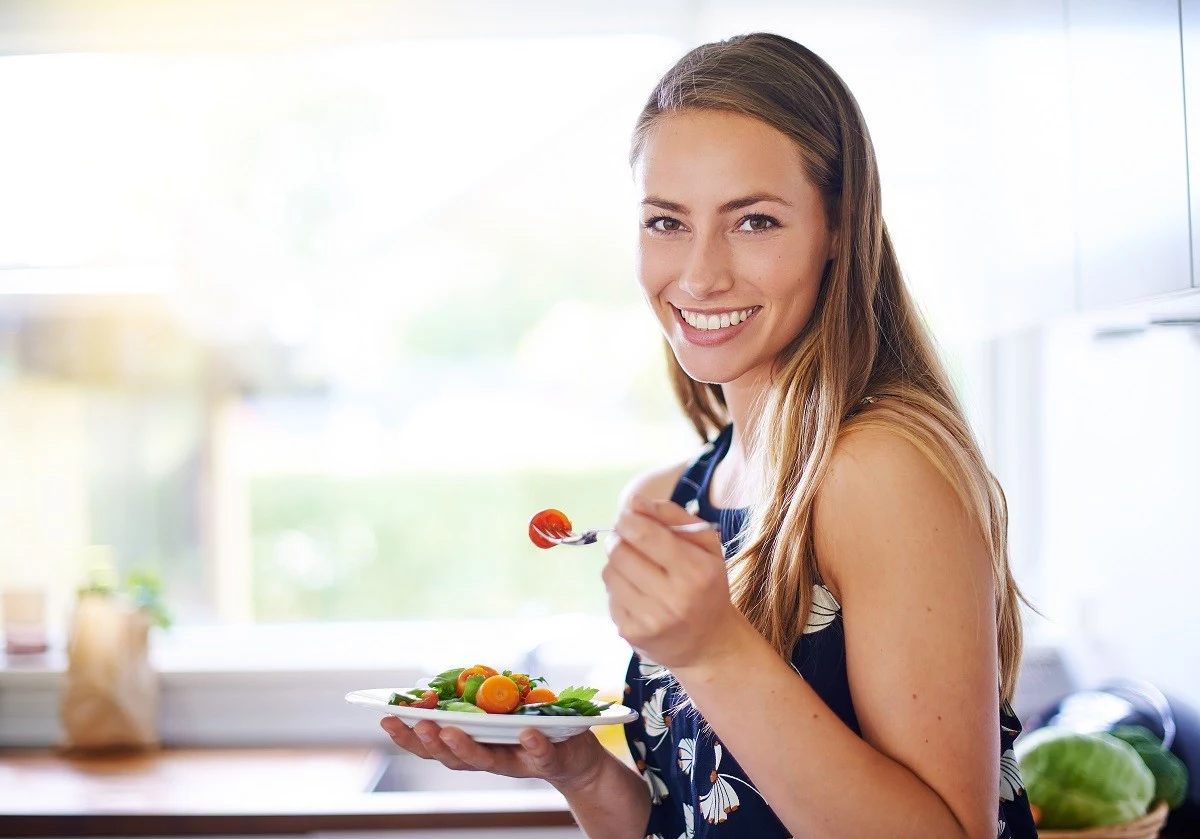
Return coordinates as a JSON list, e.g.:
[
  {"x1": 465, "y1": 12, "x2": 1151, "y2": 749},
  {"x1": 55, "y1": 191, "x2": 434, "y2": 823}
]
[{"x1": 641, "y1": 193, "x2": 794, "y2": 214}]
